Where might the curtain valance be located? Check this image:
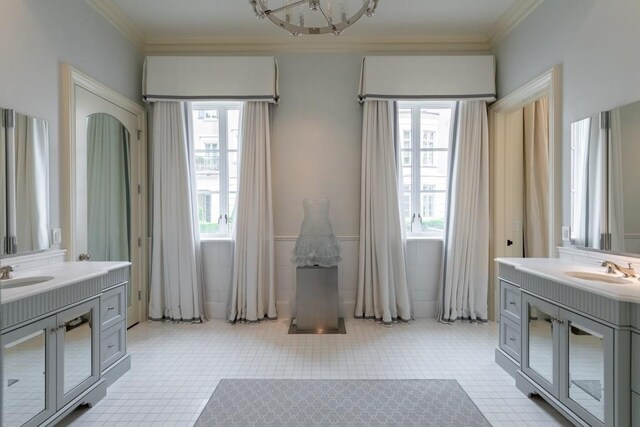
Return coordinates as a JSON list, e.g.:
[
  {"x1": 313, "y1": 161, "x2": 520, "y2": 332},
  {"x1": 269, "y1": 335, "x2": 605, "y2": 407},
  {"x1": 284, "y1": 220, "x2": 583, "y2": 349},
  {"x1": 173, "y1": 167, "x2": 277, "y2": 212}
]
[
  {"x1": 143, "y1": 56, "x2": 279, "y2": 103},
  {"x1": 358, "y1": 55, "x2": 496, "y2": 102}
]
